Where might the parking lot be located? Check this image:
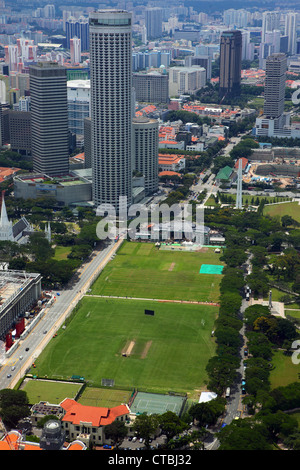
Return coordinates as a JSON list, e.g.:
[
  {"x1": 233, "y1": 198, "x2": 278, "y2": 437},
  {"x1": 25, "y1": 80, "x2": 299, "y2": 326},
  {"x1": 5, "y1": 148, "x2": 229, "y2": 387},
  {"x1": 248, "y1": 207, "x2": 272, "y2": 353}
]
[{"x1": 118, "y1": 434, "x2": 167, "y2": 451}]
